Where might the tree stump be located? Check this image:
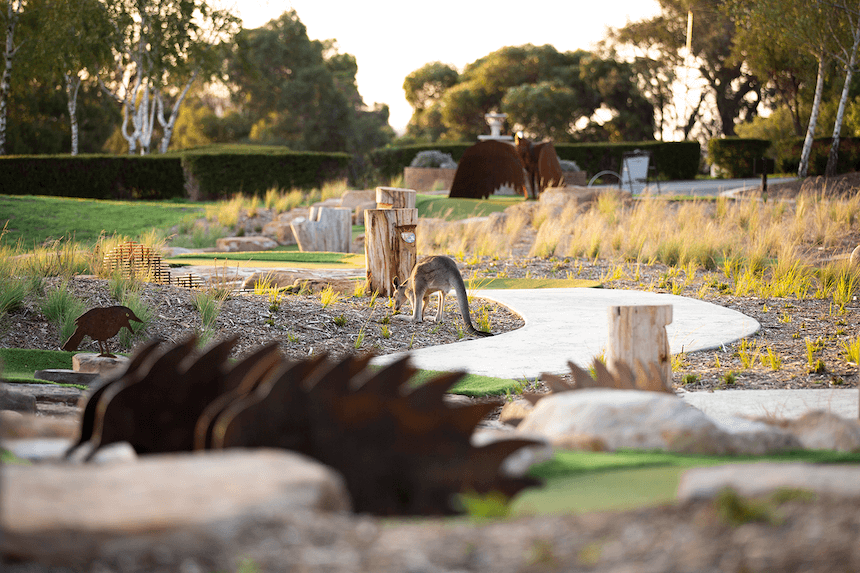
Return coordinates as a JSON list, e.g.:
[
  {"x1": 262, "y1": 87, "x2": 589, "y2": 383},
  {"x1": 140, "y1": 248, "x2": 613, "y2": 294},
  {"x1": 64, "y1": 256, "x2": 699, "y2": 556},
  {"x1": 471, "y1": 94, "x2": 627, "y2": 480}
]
[
  {"x1": 606, "y1": 305, "x2": 673, "y2": 392},
  {"x1": 290, "y1": 207, "x2": 351, "y2": 252},
  {"x1": 364, "y1": 209, "x2": 417, "y2": 297},
  {"x1": 376, "y1": 187, "x2": 416, "y2": 209}
]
